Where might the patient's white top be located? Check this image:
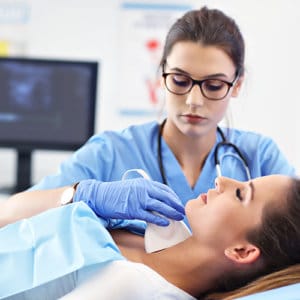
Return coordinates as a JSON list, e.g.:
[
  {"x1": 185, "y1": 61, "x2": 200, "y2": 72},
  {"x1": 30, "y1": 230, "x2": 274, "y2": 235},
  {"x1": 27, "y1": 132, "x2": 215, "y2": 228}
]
[
  {"x1": 1, "y1": 202, "x2": 195, "y2": 299},
  {"x1": 6, "y1": 260, "x2": 196, "y2": 300},
  {"x1": 62, "y1": 260, "x2": 196, "y2": 300}
]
